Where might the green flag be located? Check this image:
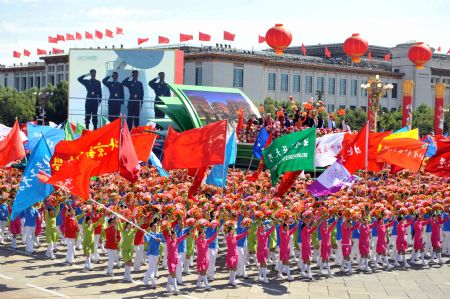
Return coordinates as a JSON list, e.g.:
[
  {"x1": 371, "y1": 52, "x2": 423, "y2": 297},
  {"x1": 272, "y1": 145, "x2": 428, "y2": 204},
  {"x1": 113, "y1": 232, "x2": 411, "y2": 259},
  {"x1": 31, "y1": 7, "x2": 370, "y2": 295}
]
[
  {"x1": 100, "y1": 116, "x2": 110, "y2": 127},
  {"x1": 263, "y1": 127, "x2": 316, "y2": 185},
  {"x1": 64, "y1": 121, "x2": 75, "y2": 141},
  {"x1": 75, "y1": 123, "x2": 85, "y2": 135}
]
